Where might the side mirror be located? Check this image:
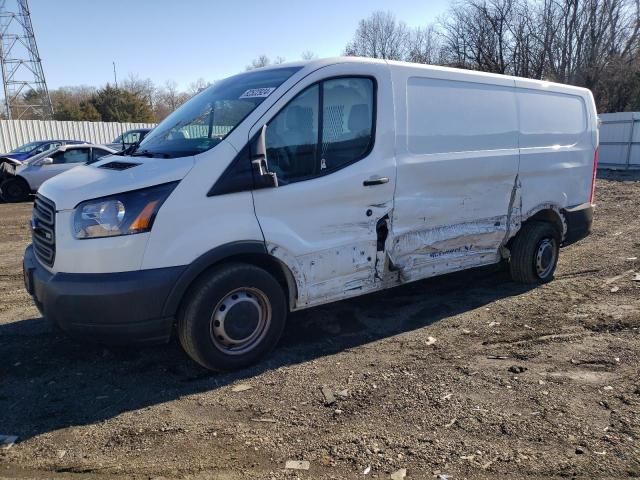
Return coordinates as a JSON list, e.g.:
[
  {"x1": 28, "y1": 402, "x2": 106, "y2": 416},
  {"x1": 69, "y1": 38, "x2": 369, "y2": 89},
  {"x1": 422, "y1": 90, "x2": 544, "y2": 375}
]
[
  {"x1": 251, "y1": 125, "x2": 278, "y2": 188},
  {"x1": 40, "y1": 157, "x2": 53, "y2": 165}
]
